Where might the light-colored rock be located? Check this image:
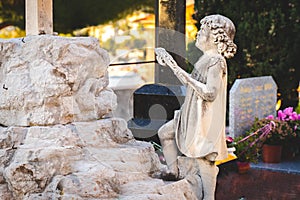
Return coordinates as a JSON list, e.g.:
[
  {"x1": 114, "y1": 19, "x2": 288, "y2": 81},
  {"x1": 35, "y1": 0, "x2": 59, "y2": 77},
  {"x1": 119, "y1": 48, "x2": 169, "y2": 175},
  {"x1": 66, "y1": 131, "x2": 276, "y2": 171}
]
[
  {"x1": 0, "y1": 184, "x2": 13, "y2": 200},
  {"x1": 119, "y1": 178, "x2": 200, "y2": 200},
  {"x1": 0, "y1": 35, "x2": 201, "y2": 199},
  {"x1": 0, "y1": 35, "x2": 117, "y2": 126},
  {"x1": 1, "y1": 118, "x2": 201, "y2": 199},
  {"x1": 158, "y1": 179, "x2": 201, "y2": 200},
  {"x1": 1, "y1": 119, "x2": 164, "y2": 199},
  {"x1": 43, "y1": 167, "x2": 120, "y2": 199}
]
